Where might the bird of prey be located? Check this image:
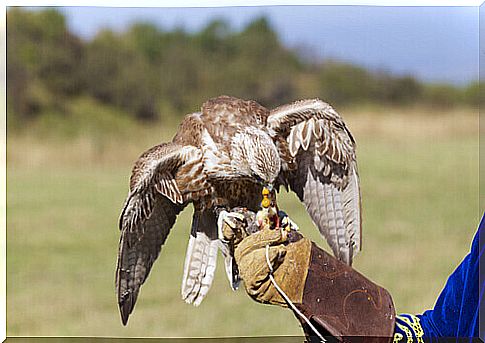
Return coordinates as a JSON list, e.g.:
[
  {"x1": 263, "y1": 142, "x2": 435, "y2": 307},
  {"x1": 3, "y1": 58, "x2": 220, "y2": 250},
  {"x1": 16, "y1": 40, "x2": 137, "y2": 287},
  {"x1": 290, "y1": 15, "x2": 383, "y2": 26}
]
[{"x1": 116, "y1": 95, "x2": 361, "y2": 325}]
